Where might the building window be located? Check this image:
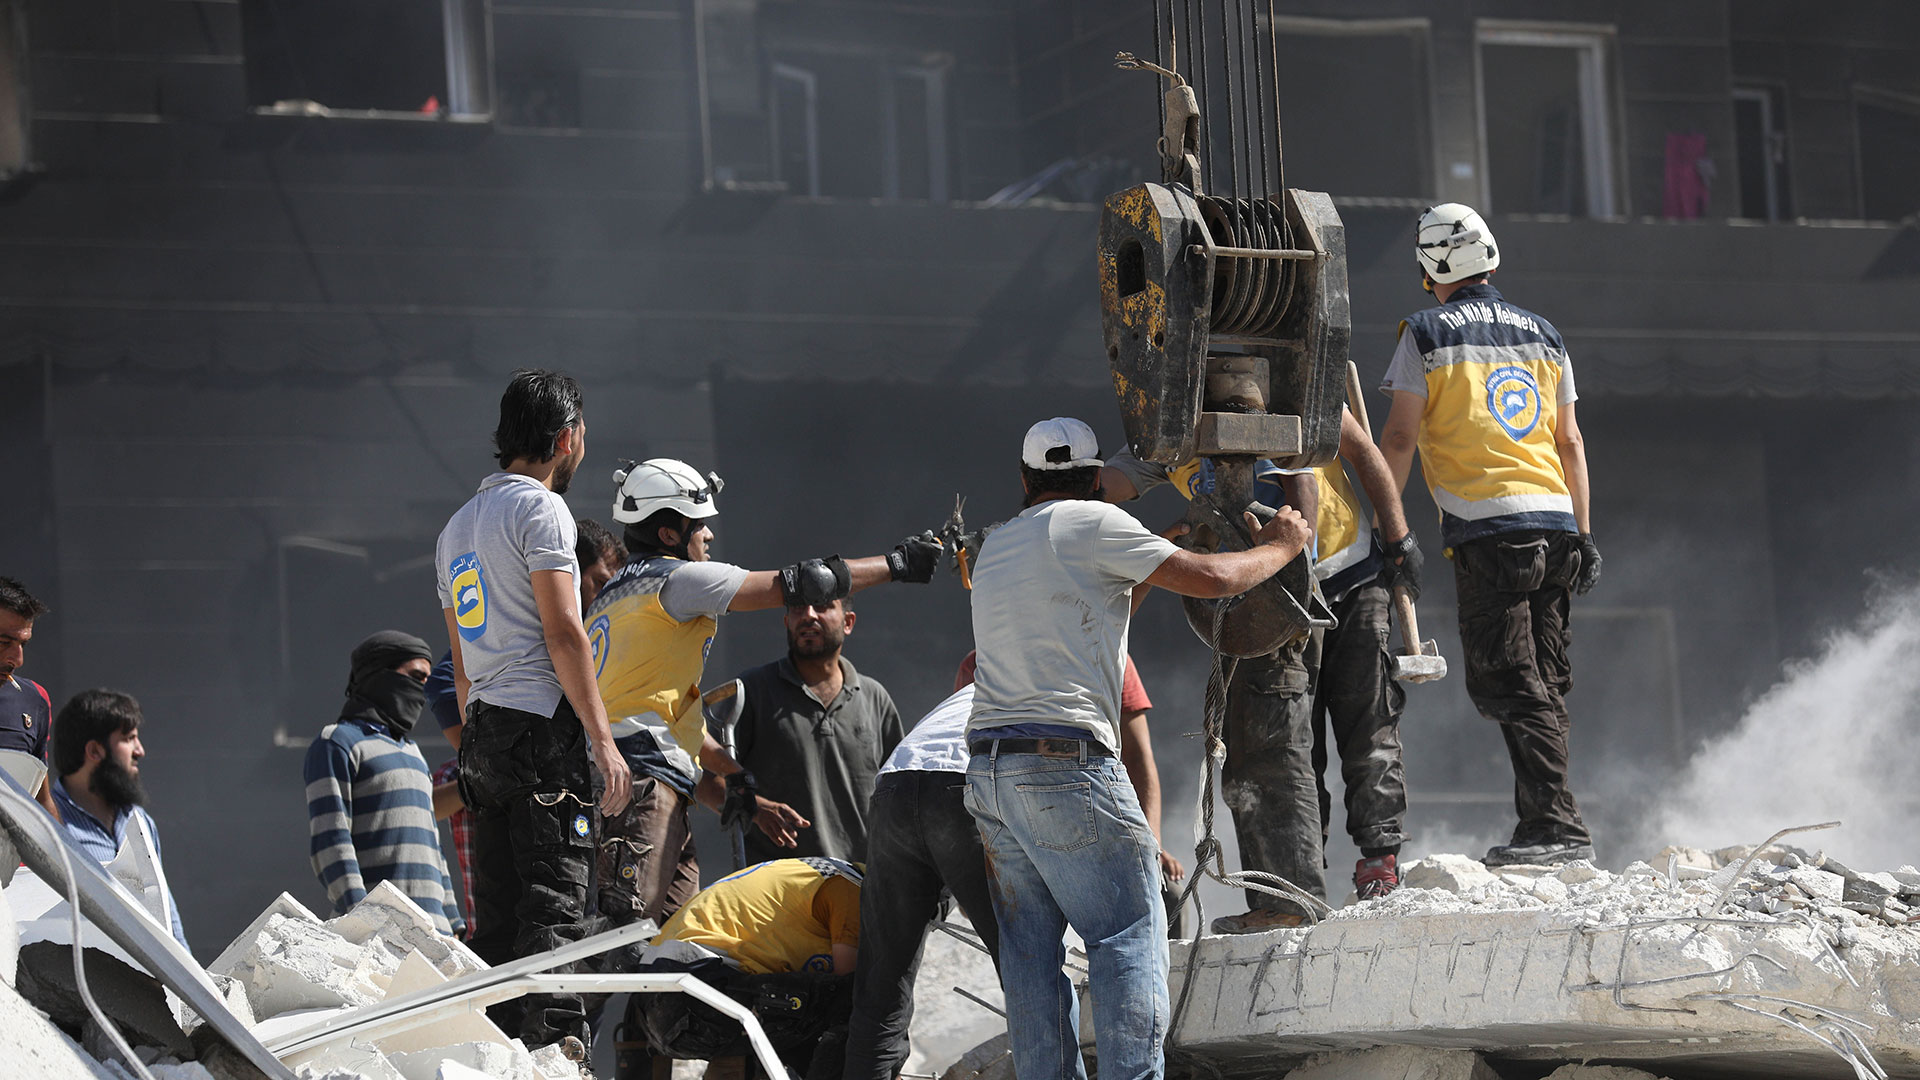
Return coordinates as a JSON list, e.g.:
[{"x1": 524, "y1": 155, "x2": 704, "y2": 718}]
[
  {"x1": 1856, "y1": 88, "x2": 1920, "y2": 221},
  {"x1": 771, "y1": 63, "x2": 820, "y2": 196},
  {"x1": 1733, "y1": 85, "x2": 1791, "y2": 221},
  {"x1": 1475, "y1": 23, "x2": 1620, "y2": 217},
  {"x1": 1269, "y1": 17, "x2": 1433, "y2": 202},
  {"x1": 241, "y1": 0, "x2": 491, "y2": 119},
  {"x1": 884, "y1": 64, "x2": 948, "y2": 202}
]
